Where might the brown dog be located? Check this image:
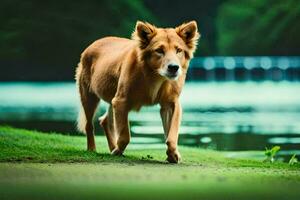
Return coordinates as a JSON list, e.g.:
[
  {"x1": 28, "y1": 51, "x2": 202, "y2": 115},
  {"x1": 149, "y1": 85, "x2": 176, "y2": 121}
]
[{"x1": 76, "y1": 21, "x2": 200, "y2": 163}]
